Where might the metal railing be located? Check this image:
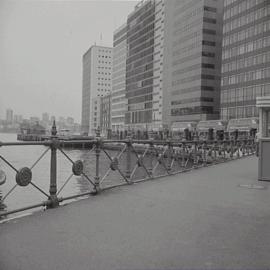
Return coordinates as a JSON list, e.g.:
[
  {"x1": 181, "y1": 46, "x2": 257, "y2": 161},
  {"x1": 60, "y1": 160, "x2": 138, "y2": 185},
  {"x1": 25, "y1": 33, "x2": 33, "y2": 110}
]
[{"x1": 0, "y1": 123, "x2": 256, "y2": 218}]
